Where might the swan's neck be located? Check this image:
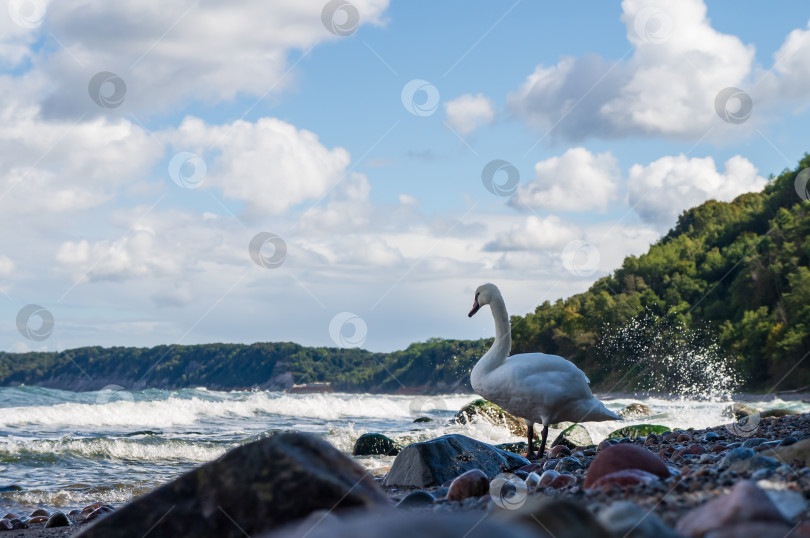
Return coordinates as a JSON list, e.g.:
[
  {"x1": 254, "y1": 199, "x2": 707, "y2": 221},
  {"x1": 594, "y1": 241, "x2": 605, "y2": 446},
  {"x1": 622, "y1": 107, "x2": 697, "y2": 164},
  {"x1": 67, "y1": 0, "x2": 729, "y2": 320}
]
[{"x1": 472, "y1": 295, "x2": 511, "y2": 382}]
